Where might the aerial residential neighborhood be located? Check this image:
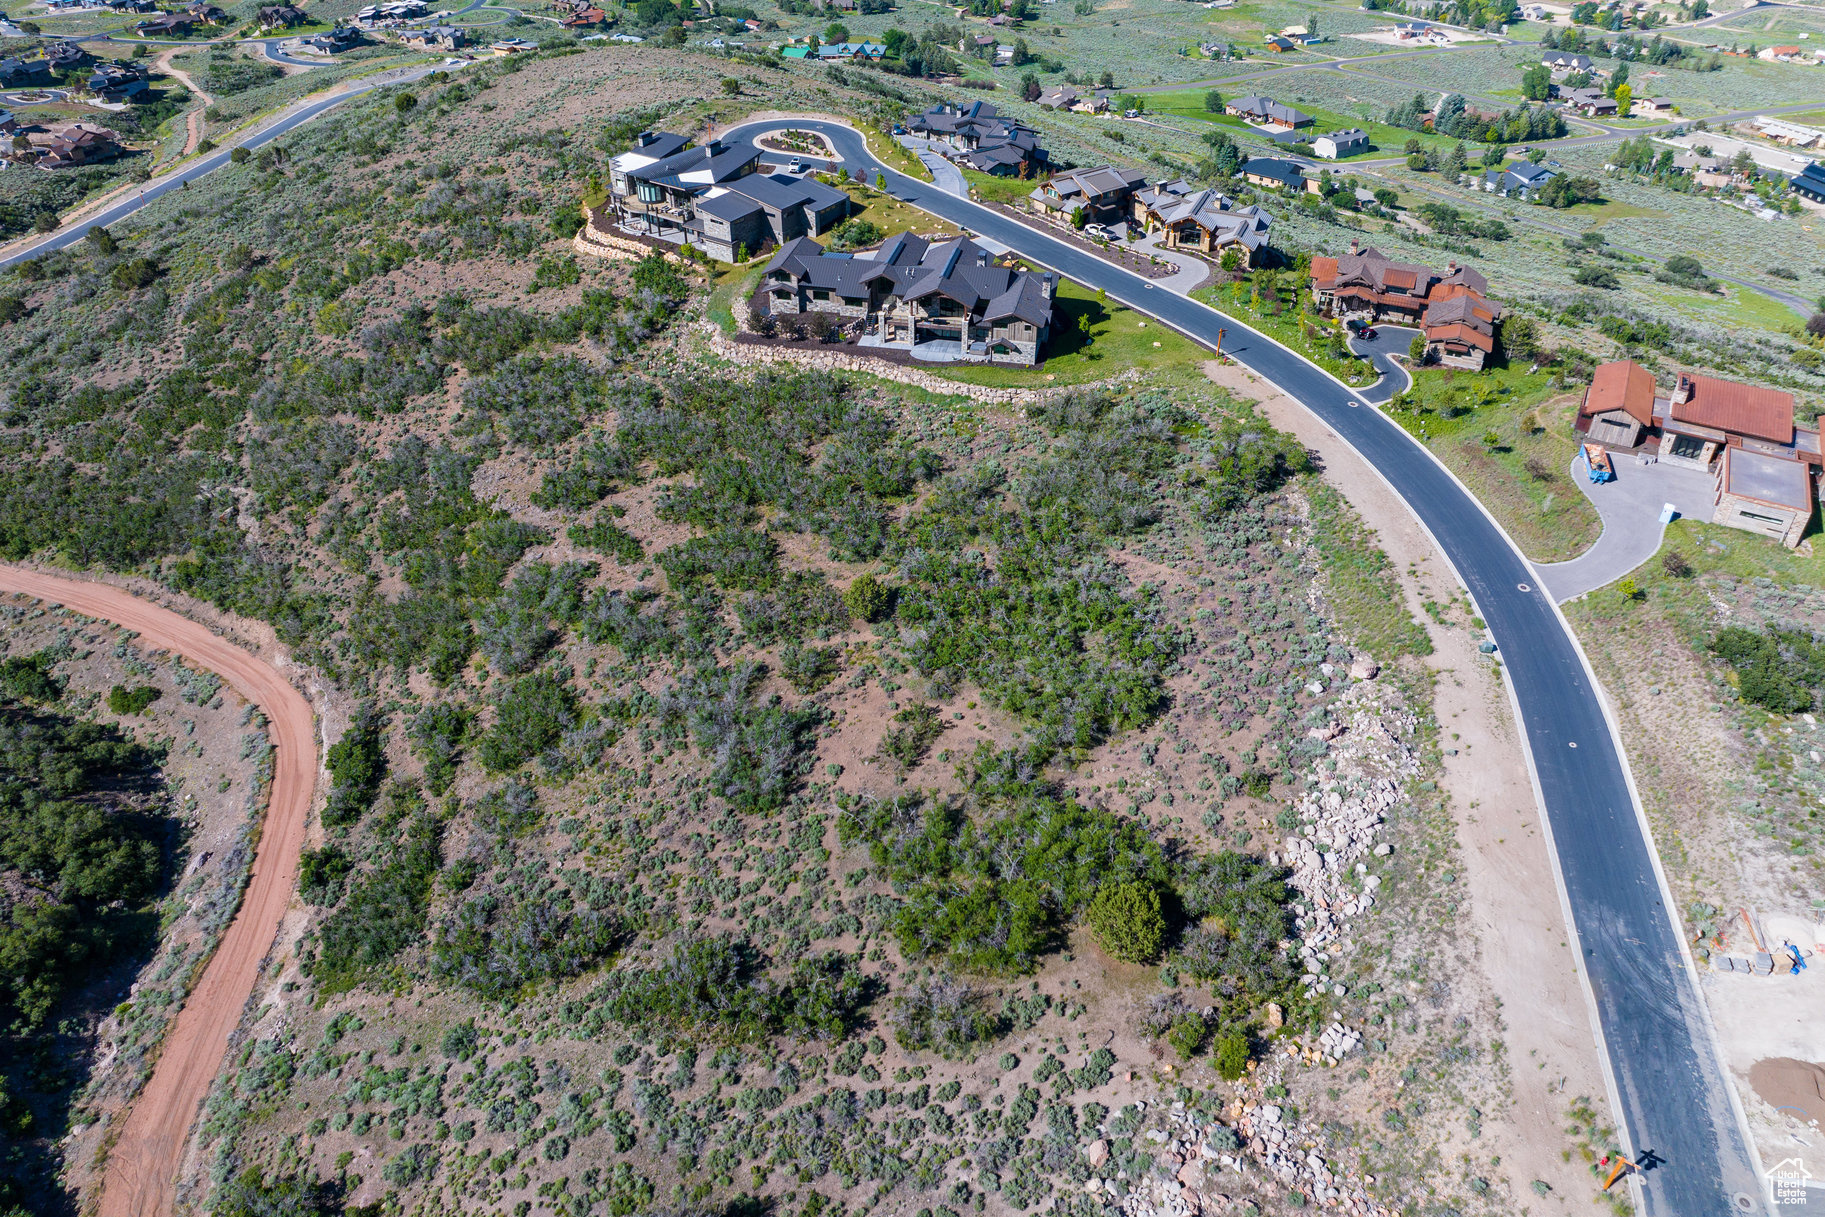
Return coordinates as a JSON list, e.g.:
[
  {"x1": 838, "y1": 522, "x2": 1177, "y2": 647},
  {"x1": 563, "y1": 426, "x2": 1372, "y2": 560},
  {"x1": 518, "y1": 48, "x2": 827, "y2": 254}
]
[{"x1": 5, "y1": 3, "x2": 1825, "y2": 1217}]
